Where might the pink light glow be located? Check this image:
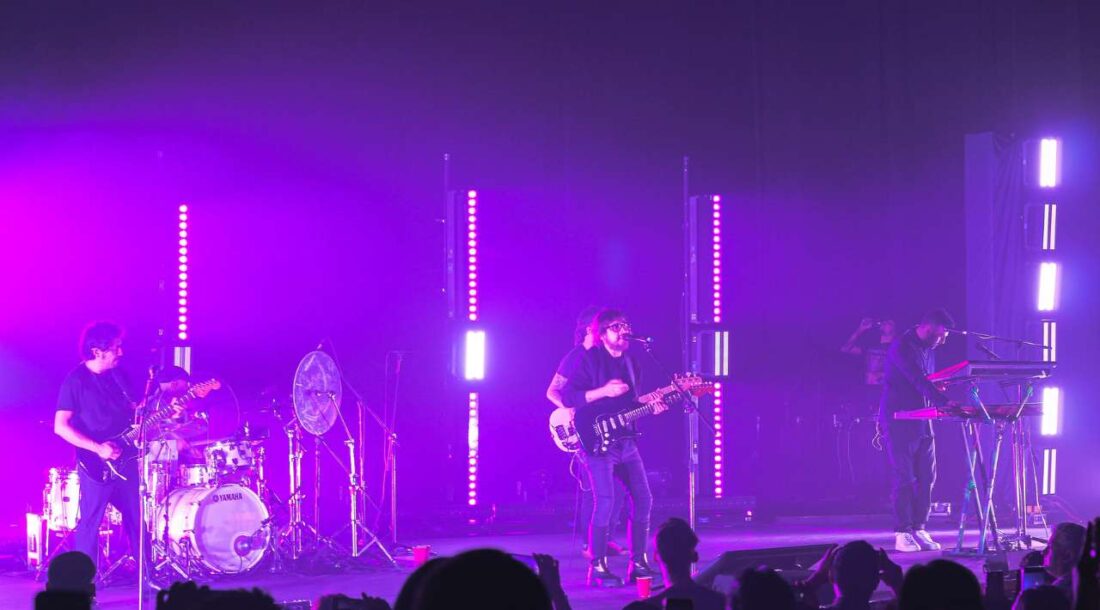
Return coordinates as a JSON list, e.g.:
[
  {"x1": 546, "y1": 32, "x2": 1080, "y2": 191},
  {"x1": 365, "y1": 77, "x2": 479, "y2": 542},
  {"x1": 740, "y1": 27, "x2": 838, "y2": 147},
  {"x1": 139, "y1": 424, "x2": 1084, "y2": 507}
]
[{"x1": 467, "y1": 190, "x2": 478, "y2": 198}]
